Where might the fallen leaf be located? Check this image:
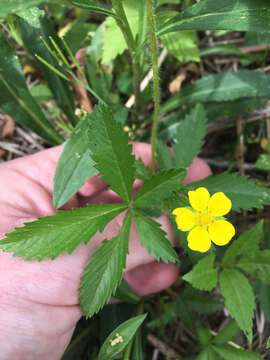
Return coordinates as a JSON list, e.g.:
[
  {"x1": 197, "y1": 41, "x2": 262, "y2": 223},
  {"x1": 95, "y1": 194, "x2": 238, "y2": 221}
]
[
  {"x1": 70, "y1": 48, "x2": 93, "y2": 113},
  {"x1": 169, "y1": 63, "x2": 199, "y2": 95},
  {"x1": 0, "y1": 114, "x2": 15, "y2": 139}
]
